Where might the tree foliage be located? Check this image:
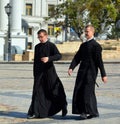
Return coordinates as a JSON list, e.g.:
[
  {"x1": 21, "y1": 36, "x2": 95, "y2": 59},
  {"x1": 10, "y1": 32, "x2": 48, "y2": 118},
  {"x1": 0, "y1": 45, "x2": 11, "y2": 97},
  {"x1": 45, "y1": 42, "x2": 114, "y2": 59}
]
[
  {"x1": 89, "y1": 0, "x2": 118, "y2": 32},
  {"x1": 46, "y1": 0, "x2": 120, "y2": 36}
]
